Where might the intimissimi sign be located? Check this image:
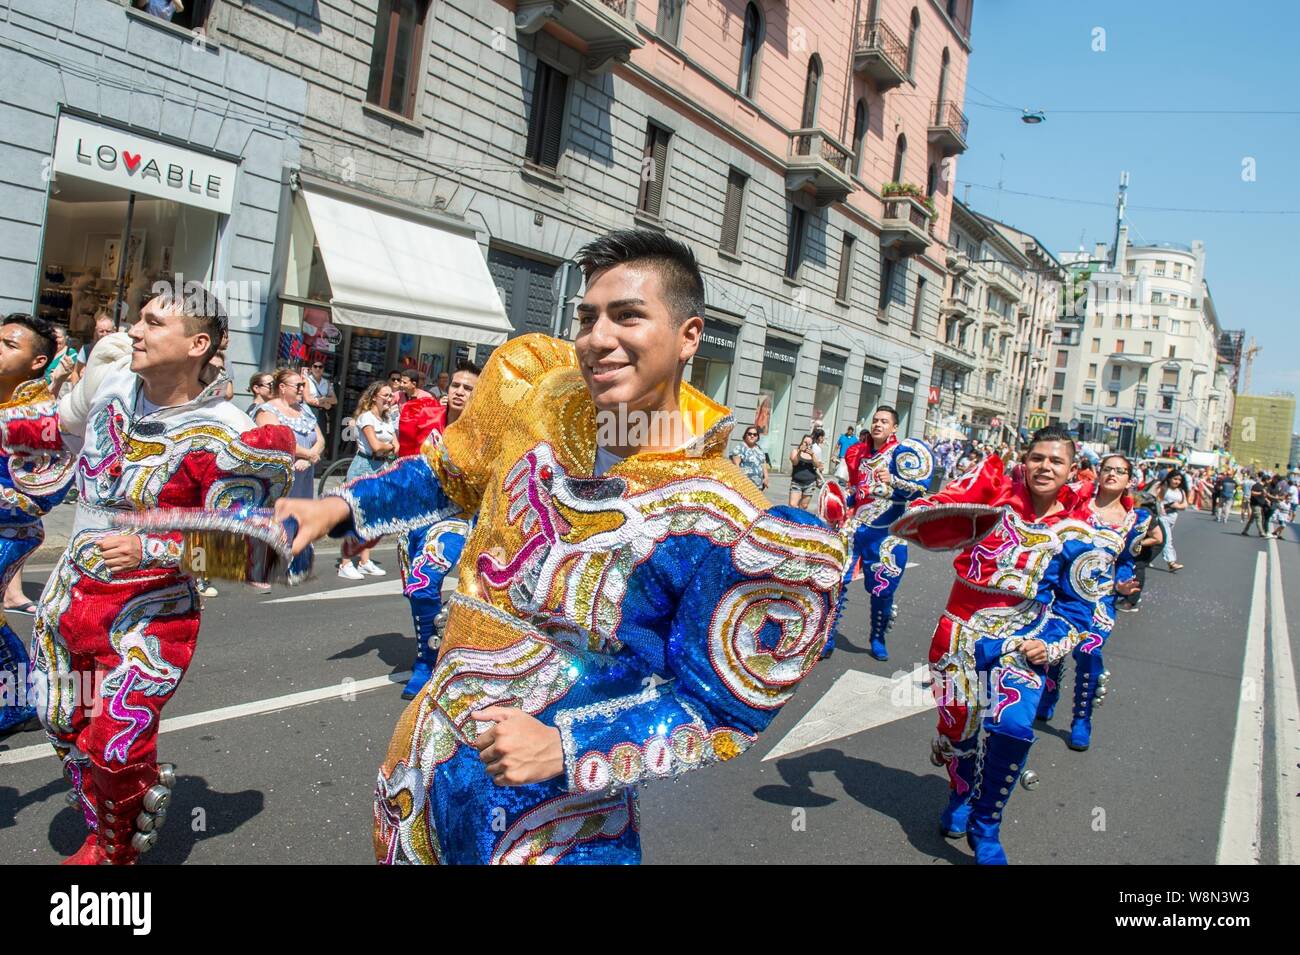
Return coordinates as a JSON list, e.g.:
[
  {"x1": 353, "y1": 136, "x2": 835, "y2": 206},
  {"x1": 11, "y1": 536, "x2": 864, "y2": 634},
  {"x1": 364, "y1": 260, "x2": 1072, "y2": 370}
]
[{"x1": 53, "y1": 114, "x2": 237, "y2": 215}]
